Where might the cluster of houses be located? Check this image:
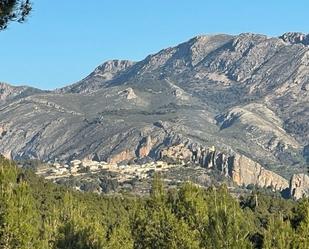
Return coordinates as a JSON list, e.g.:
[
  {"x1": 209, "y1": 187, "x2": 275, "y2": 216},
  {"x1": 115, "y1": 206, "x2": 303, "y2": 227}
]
[
  {"x1": 36, "y1": 159, "x2": 176, "y2": 182},
  {"x1": 41, "y1": 159, "x2": 116, "y2": 177},
  {"x1": 114, "y1": 161, "x2": 172, "y2": 182}
]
